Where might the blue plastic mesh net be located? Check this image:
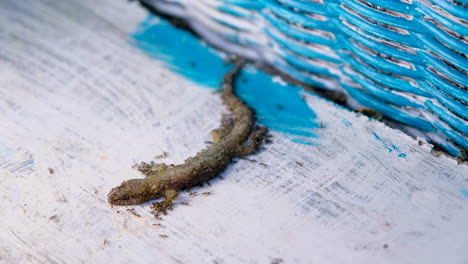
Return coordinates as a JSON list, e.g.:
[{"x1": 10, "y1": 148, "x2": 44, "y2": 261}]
[{"x1": 139, "y1": 0, "x2": 467, "y2": 157}]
